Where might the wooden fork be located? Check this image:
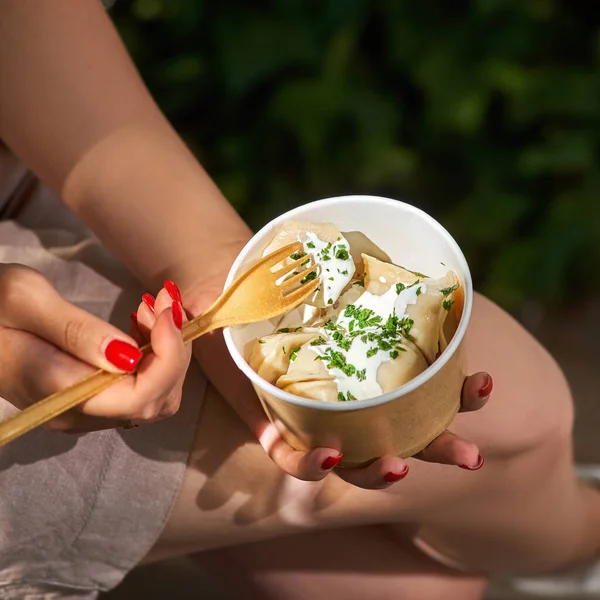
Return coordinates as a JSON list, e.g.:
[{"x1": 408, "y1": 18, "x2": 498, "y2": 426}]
[{"x1": 0, "y1": 242, "x2": 319, "y2": 447}]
